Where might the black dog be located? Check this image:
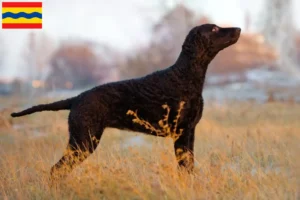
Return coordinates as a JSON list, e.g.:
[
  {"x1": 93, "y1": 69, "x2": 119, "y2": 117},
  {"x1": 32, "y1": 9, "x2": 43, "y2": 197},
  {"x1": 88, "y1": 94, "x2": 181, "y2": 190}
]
[{"x1": 11, "y1": 24, "x2": 241, "y2": 178}]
